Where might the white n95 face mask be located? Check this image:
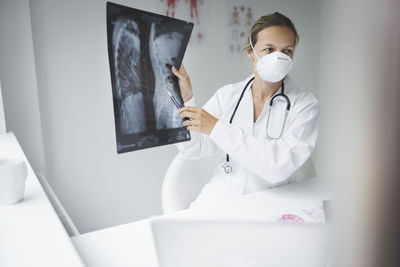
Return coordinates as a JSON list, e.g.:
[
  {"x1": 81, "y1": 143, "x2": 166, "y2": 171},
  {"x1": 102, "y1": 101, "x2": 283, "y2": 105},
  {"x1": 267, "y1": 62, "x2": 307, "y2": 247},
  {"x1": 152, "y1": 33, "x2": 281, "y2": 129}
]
[{"x1": 249, "y1": 38, "x2": 293, "y2": 83}]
